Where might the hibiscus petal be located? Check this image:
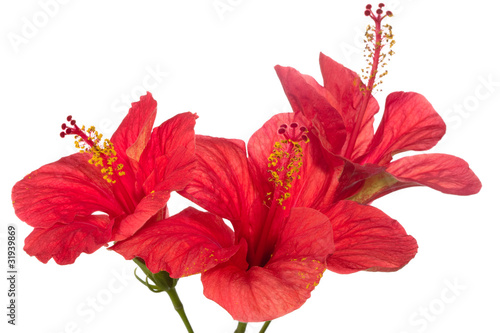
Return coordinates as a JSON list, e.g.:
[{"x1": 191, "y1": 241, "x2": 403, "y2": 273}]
[
  {"x1": 138, "y1": 112, "x2": 197, "y2": 194},
  {"x1": 294, "y1": 135, "x2": 346, "y2": 210},
  {"x1": 112, "y1": 207, "x2": 239, "y2": 277},
  {"x1": 24, "y1": 215, "x2": 112, "y2": 265},
  {"x1": 111, "y1": 92, "x2": 157, "y2": 166},
  {"x1": 363, "y1": 92, "x2": 446, "y2": 165},
  {"x1": 12, "y1": 153, "x2": 123, "y2": 229},
  {"x1": 324, "y1": 200, "x2": 418, "y2": 273},
  {"x1": 275, "y1": 65, "x2": 347, "y2": 154},
  {"x1": 386, "y1": 153, "x2": 482, "y2": 195},
  {"x1": 179, "y1": 135, "x2": 260, "y2": 225},
  {"x1": 111, "y1": 190, "x2": 172, "y2": 241},
  {"x1": 202, "y1": 207, "x2": 333, "y2": 322},
  {"x1": 319, "y1": 53, "x2": 380, "y2": 159}
]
